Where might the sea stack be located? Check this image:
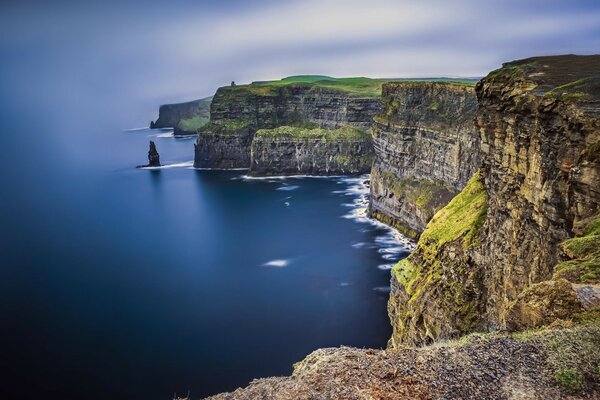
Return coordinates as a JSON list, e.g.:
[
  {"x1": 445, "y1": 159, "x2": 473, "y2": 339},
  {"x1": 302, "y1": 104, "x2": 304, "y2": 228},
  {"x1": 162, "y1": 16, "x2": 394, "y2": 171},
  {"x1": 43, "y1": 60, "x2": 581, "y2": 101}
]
[{"x1": 137, "y1": 141, "x2": 161, "y2": 168}]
